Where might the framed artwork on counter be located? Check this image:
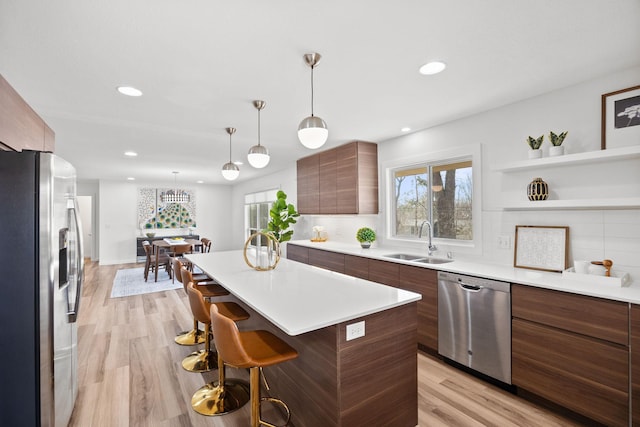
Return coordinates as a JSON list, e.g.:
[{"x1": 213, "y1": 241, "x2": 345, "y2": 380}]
[
  {"x1": 601, "y1": 84, "x2": 640, "y2": 150},
  {"x1": 514, "y1": 225, "x2": 569, "y2": 273}
]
